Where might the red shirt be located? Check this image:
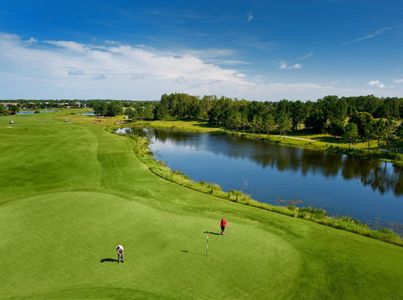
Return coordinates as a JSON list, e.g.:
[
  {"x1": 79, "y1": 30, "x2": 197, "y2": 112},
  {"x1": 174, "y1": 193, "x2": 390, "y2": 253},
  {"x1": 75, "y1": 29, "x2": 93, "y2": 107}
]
[{"x1": 220, "y1": 219, "x2": 228, "y2": 227}]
